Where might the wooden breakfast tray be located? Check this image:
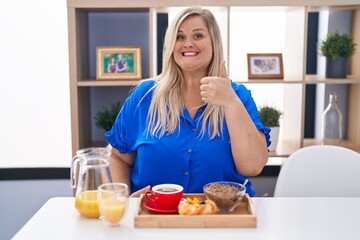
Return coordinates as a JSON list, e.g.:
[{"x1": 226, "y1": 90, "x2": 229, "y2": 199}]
[{"x1": 134, "y1": 193, "x2": 256, "y2": 228}]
